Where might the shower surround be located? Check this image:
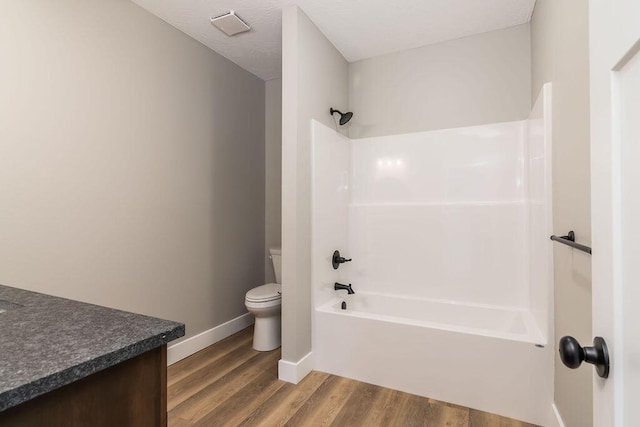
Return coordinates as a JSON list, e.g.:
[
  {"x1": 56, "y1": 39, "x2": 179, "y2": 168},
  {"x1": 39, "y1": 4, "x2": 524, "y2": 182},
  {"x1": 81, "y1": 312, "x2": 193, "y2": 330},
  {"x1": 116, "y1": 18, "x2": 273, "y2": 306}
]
[{"x1": 311, "y1": 85, "x2": 554, "y2": 425}]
